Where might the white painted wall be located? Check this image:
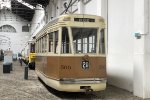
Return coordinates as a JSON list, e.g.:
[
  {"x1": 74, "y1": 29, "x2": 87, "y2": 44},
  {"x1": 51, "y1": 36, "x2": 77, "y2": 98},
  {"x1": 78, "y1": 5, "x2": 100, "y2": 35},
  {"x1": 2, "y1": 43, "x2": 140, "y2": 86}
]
[
  {"x1": 107, "y1": 0, "x2": 134, "y2": 92},
  {"x1": 0, "y1": 10, "x2": 30, "y2": 54},
  {"x1": 84, "y1": 0, "x2": 97, "y2": 15},
  {"x1": 133, "y1": 0, "x2": 150, "y2": 98}
]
